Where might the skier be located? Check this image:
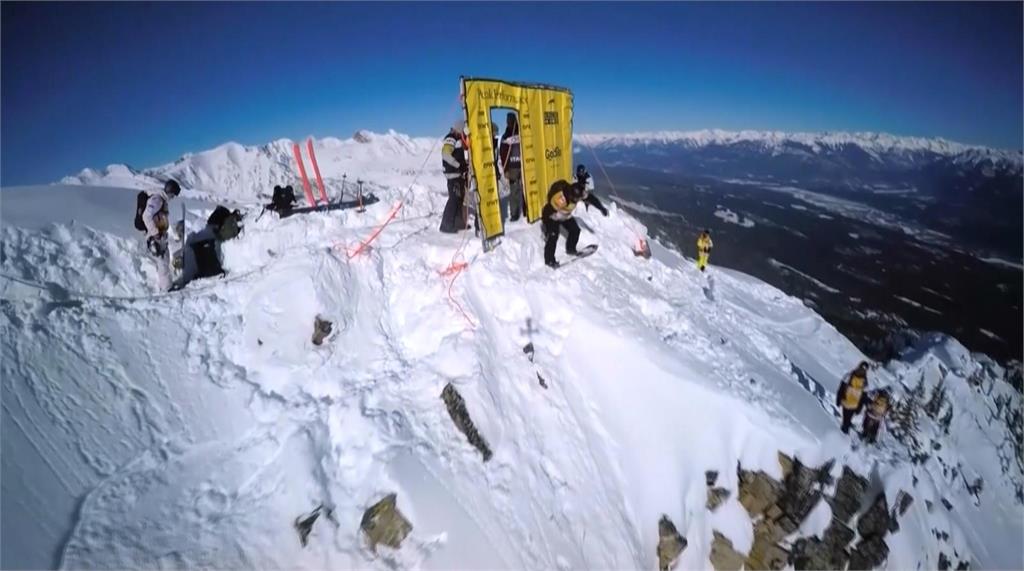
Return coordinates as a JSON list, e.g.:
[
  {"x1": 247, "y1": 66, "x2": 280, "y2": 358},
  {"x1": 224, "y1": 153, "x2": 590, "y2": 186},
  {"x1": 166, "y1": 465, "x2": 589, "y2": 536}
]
[
  {"x1": 498, "y1": 112, "x2": 523, "y2": 221},
  {"x1": 541, "y1": 179, "x2": 608, "y2": 268},
  {"x1": 139, "y1": 179, "x2": 181, "y2": 291},
  {"x1": 836, "y1": 361, "x2": 870, "y2": 434},
  {"x1": 696, "y1": 229, "x2": 713, "y2": 272},
  {"x1": 439, "y1": 119, "x2": 469, "y2": 234},
  {"x1": 861, "y1": 389, "x2": 890, "y2": 444}
]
